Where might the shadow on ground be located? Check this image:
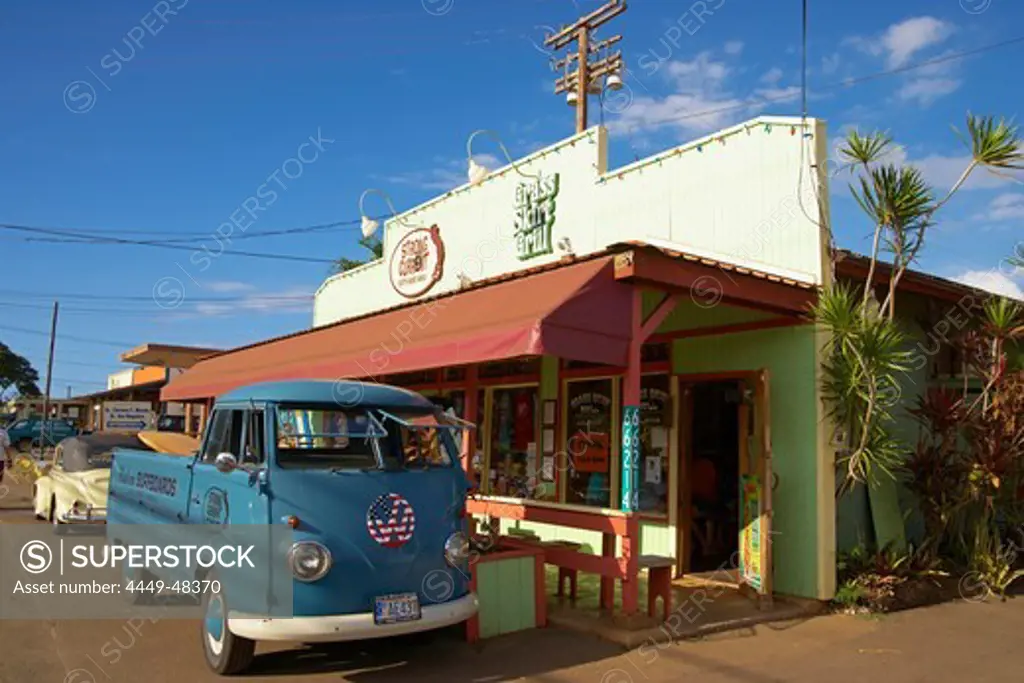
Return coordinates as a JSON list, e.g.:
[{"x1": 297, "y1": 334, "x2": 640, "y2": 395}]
[{"x1": 246, "y1": 626, "x2": 622, "y2": 681}]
